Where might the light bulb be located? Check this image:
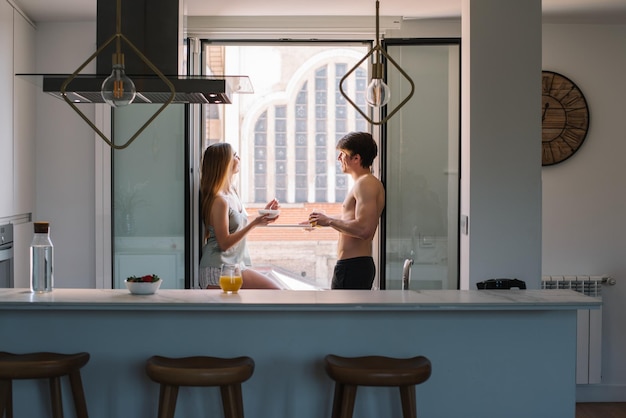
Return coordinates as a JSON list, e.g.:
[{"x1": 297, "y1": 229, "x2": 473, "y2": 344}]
[
  {"x1": 101, "y1": 53, "x2": 136, "y2": 107},
  {"x1": 366, "y1": 78, "x2": 391, "y2": 107}
]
